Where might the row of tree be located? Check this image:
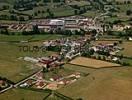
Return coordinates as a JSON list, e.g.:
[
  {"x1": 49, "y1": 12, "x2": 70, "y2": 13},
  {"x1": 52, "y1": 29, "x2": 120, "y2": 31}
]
[{"x1": 0, "y1": 14, "x2": 32, "y2": 21}]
